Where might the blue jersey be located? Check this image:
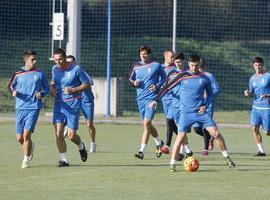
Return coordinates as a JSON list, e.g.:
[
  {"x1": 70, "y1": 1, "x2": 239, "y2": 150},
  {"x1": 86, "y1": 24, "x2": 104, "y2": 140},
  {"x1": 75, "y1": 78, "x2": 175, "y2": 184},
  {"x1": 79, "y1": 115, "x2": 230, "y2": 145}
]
[
  {"x1": 129, "y1": 61, "x2": 166, "y2": 101},
  {"x1": 162, "y1": 65, "x2": 179, "y2": 102},
  {"x1": 8, "y1": 67, "x2": 49, "y2": 109},
  {"x1": 81, "y1": 70, "x2": 94, "y2": 103},
  {"x1": 171, "y1": 71, "x2": 213, "y2": 113},
  {"x1": 201, "y1": 70, "x2": 220, "y2": 114},
  {"x1": 249, "y1": 72, "x2": 270, "y2": 109},
  {"x1": 52, "y1": 63, "x2": 89, "y2": 106}
]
